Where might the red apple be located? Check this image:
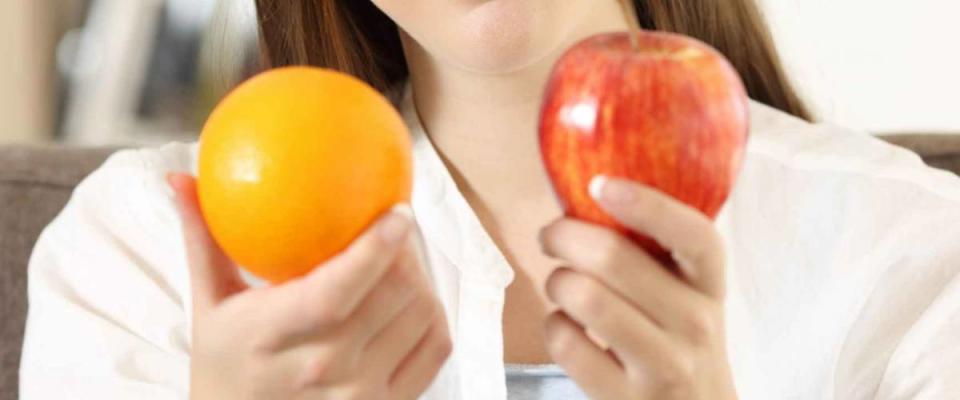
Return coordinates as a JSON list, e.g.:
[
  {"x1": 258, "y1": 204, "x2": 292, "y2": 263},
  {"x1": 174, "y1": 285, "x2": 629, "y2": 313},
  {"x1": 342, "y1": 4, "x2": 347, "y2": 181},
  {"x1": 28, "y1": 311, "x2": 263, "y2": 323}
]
[{"x1": 539, "y1": 30, "x2": 749, "y2": 266}]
